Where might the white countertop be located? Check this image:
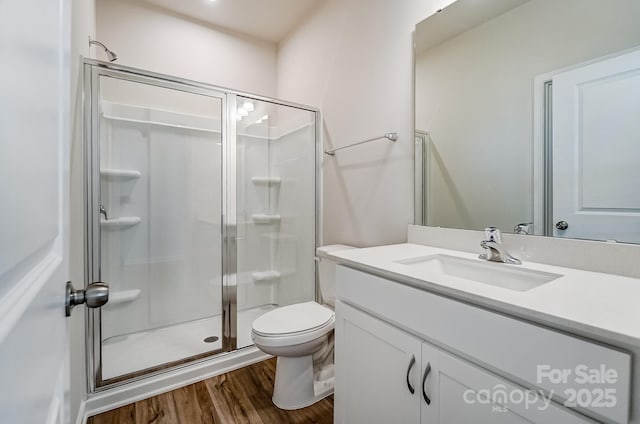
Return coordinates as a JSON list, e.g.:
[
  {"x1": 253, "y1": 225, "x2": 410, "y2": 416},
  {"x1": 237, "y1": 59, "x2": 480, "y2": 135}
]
[{"x1": 325, "y1": 243, "x2": 640, "y2": 348}]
